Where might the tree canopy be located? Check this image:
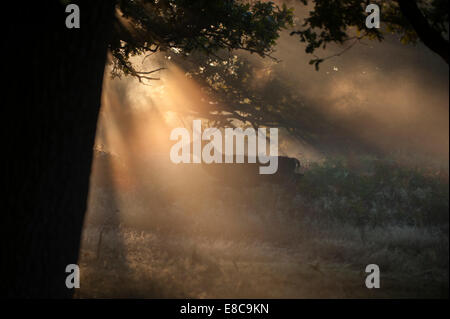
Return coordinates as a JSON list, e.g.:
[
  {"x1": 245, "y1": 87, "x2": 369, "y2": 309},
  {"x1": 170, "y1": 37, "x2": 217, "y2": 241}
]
[
  {"x1": 291, "y1": 0, "x2": 449, "y2": 68},
  {"x1": 110, "y1": 0, "x2": 294, "y2": 81},
  {"x1": 107, "y1": 0, "x2": 448, "y2": 153},
  {"x1": 111, "y1": 0, "x2": 448, "y2": 79}
]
